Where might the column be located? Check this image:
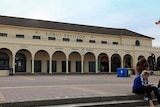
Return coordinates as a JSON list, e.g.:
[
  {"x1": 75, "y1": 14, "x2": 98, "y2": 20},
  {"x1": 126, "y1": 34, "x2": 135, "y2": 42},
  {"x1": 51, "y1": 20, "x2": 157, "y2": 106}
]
[
  {"x1": 121, "y1": 59, "x2": 124, "y2": 68},
  {"x1": 96, "y1": 58, "x2": 98, "y2": 73},
  {"x1": 12, "y1": 57, "x2": 15, "y2": 74},
  {"x1": 109, "y1": 59, "x2": 111, "y2": 73},
  {"x1": 31, "y1": 57, "x2": 34, "y2": 74},
  {"x1": 49, "y1": 57, "x2": 52, "y2": 74},
  {"x1": 81, "y1": 55, "x2": 84, "y2": 73},
  {"x1": 66, "y1": 58, "x2": 68, "y2": 74}
]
